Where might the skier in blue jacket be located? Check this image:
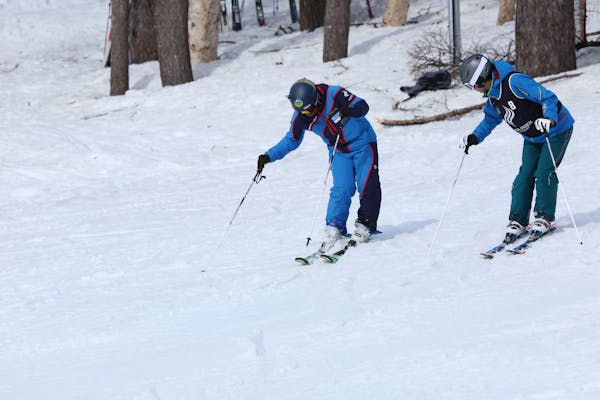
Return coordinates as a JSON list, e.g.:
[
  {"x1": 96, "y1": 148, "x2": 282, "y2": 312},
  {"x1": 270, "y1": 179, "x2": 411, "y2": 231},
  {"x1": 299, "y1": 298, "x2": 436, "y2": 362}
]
[
  {"x1": 257, "y1": 78, "x2": 382, "y2": 251},
  {"x1": 459, "y1": 54, "x2": 574, "y2": 243}
]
